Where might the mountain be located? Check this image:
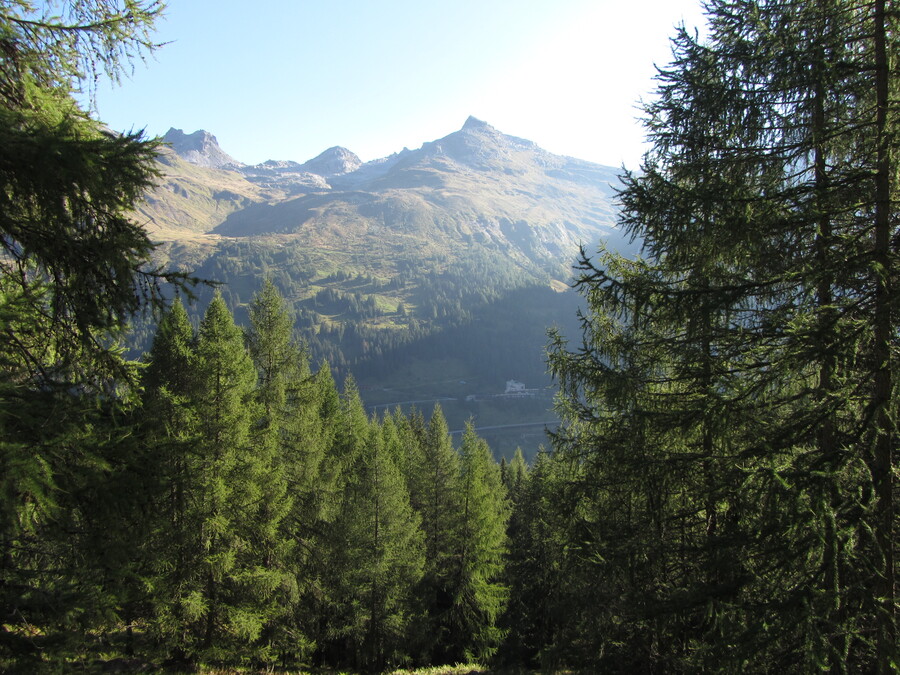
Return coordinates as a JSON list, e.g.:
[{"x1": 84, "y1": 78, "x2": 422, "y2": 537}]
[
  {"x1": 299, "y1": 146, "x2": 362, "y2": 177},
  {"x1": 138, "y1": 118, "x2": 627, "y2": 457},
  {"x1": 148, "y1": 117, "x2": 626, "y2": 275},
  {"x1": 162, "y1": 128, "x2": 243, "y2": 169}
]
